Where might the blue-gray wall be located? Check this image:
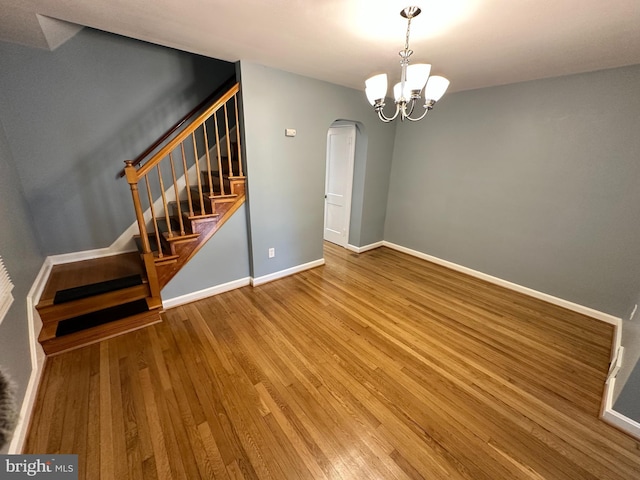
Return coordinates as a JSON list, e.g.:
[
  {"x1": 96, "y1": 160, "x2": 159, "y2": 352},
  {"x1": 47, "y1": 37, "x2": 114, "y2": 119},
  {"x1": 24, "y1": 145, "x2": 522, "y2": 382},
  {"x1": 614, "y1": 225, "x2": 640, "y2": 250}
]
[
  {"x1": 0, "y1": 28, "x2": 235, "y2": 255},
  {"x1": 385, "y1": 64, "x2": 640, "y2": 319},
  {"x1": 615, "y1": 354, "x2": 640, "y2": 421},
  {"x1": 384, "y1": 64, "x2": 640, "y2": 423},
  {"x1": 0, "y1": 121, "x2": 43, "y2": 453},
  {"x1": 239, "y1": 62, "x2": 396, "y2": 278}
]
